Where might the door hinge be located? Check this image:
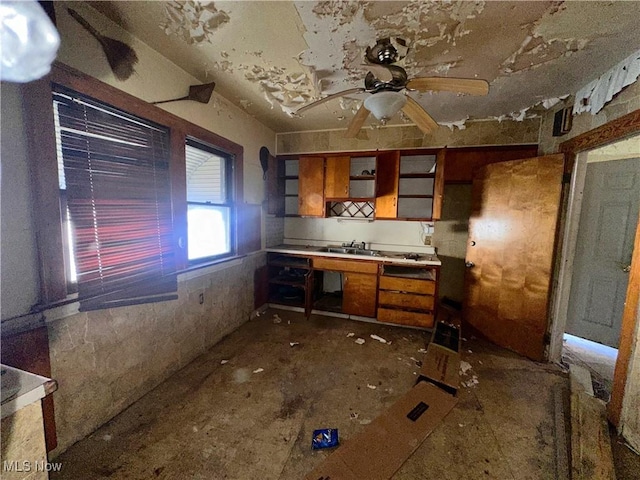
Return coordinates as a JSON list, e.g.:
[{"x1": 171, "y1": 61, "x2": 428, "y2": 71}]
[{"x1": 562, "y1": 173, "x2": 572, "y2": 184}]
